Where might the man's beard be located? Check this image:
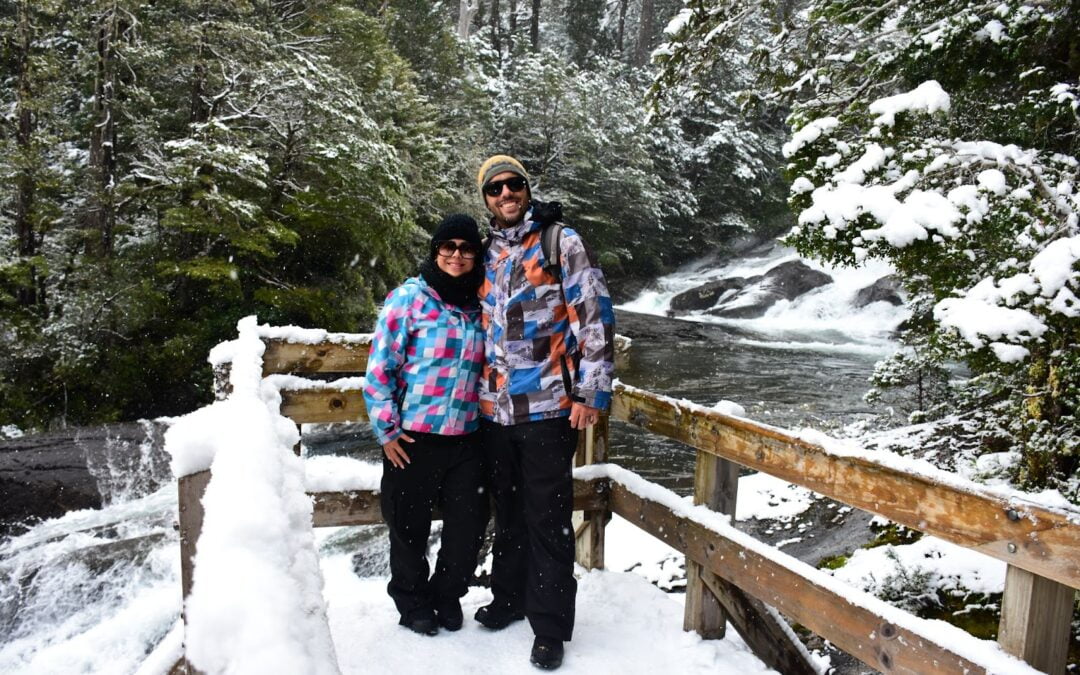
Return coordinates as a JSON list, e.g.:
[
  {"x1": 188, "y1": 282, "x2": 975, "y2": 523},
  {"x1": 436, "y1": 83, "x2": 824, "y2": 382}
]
[{"x1": 493, "y1": 199, "x2": 526, "y2": 228}]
